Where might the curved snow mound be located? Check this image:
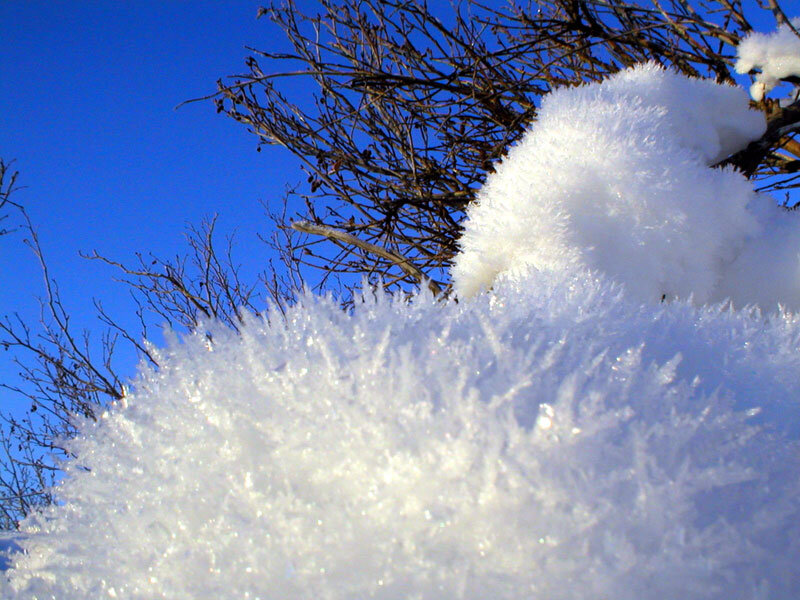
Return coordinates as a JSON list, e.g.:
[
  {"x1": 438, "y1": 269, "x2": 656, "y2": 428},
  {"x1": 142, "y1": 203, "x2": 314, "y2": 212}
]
[
  {"x1": 452, "y1": 63, "x2": 776, "y2": 305},
  {"x1": 6, "y1": 275, "x2": 800, "y2": 599}
]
